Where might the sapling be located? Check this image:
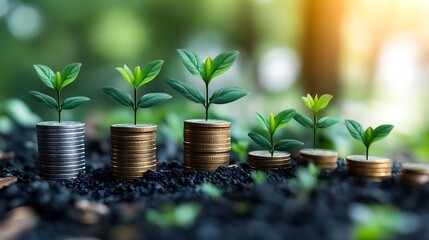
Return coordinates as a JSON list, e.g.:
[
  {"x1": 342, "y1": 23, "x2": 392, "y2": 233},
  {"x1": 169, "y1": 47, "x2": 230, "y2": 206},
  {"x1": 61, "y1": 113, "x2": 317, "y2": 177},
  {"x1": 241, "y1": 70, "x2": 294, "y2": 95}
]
[
  {"x1": 248, "y1": 110, "x2": 303, "y2": 157},
  {"x1": 345, "y1": 119, "x2": 394, "y2": 160},
  {"x1": 102, "y1": 61, "x2": 171, "y2": 125},
  {"x1": 166, "y1": 49, "x2": 248, "y2": 120},
  {"x1": 294, "y1": 94, "x2": 339, "y2": 149},
  {"x1": 29, "y1": 63, "x2": 90, "y2": 123}
]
